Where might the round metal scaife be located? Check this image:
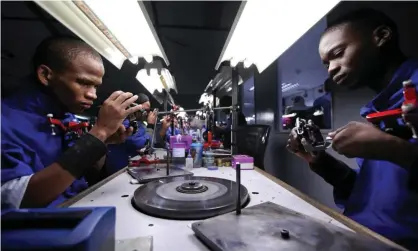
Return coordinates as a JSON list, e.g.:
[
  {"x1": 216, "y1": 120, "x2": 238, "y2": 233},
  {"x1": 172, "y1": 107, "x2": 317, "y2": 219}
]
[
  {"x1": 175, "y1": 181, "x2": 209, "y2": 194},
  {"x1": 132, "y1": 176, "x2": 250, "y2": 220}
]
